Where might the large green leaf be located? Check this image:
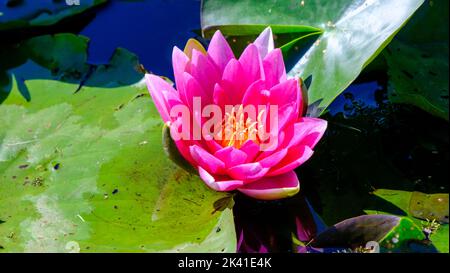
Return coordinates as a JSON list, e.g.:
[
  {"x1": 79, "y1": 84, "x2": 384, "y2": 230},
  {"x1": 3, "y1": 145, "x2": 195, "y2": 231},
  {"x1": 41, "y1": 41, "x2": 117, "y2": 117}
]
[
  {"x1": 385, "y1": 41, "x2": 448, "y2": 120},
  {"x1": 0, "y1": 78, "x2": 236, "y2": 252},
  {"x1": 203, "y1": 25, "x2": 322, "y2": 58},
  {"x1": 384, "y1": 0, "x2": 449, "y2": 120},
  {"x1": 201, "y1": 0, "x2": 424, "y2": 115},
  {"x1": 0, "y1": 0, "x2": 107, "y2": 31}
]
